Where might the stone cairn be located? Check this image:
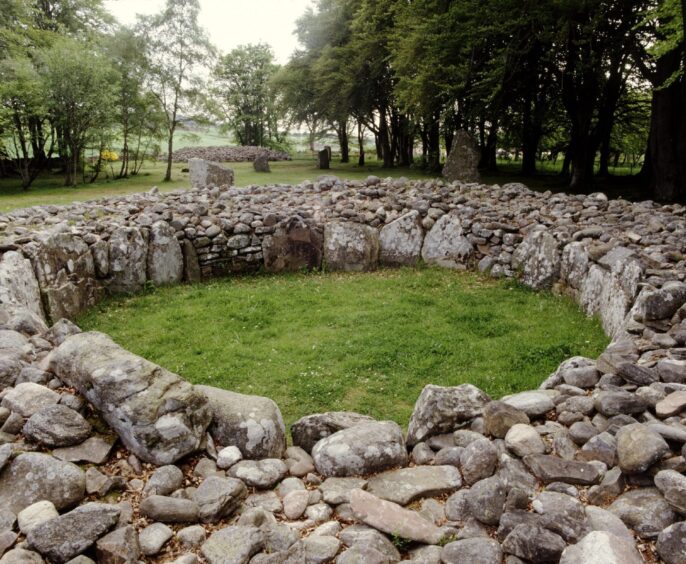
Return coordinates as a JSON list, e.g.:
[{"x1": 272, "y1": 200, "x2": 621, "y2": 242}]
[
  {"x1": 161, "y1": 146, "x2": 291, "y2": 163},
  {"x1": 0, "y1": 162, "x2": 685, "y2": 563}
]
